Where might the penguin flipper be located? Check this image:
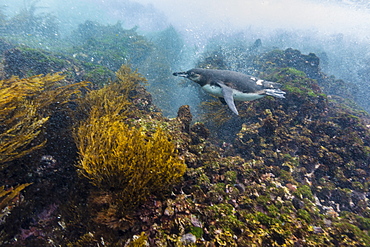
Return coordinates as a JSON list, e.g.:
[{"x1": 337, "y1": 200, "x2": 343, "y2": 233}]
[{"x1": 218, "y1": 83, "x2": 239, "y2": 115}]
